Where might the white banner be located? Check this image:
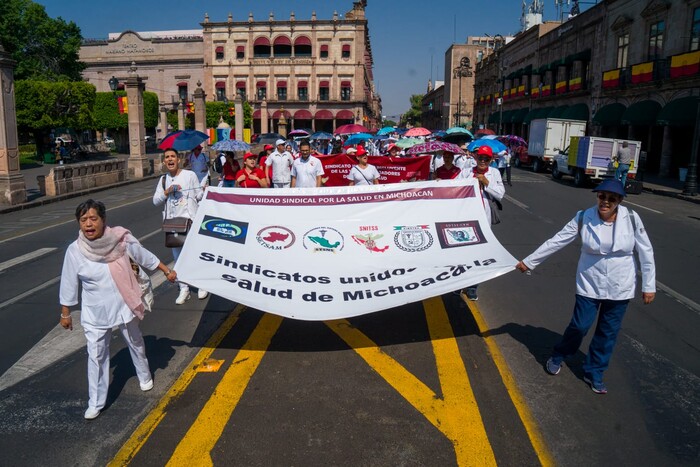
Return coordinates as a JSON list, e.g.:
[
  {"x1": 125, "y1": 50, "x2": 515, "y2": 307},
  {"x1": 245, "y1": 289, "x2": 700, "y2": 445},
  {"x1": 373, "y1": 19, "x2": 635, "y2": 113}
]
[{"x1": 176, "y1": 180, "x2": 516, "y2": 320}]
